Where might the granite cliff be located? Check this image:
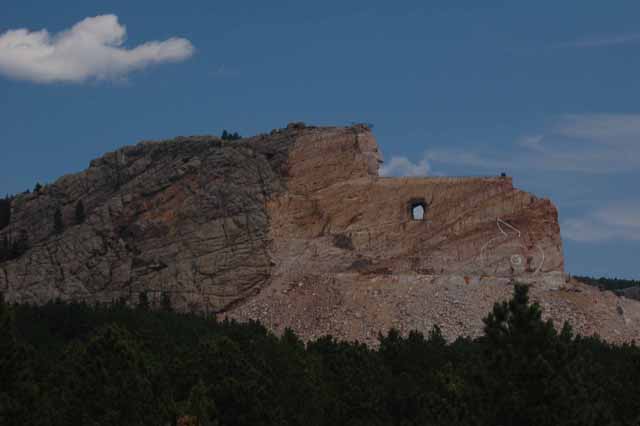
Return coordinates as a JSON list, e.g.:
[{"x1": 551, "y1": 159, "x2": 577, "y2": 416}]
[{"x1": 1, "y1": 123, "x2": 638, "y2": 343}]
